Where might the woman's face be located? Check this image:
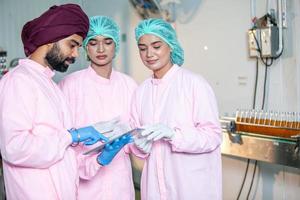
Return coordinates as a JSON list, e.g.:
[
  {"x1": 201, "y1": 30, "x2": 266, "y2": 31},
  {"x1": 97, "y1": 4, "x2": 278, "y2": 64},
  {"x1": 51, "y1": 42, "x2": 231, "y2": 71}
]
[
  {"x1": 86, "y1": 35, "x2": 115, "y2": 67},
  {"x1": 138, "y1": 34, "x2": 172, "y2": 78}
]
